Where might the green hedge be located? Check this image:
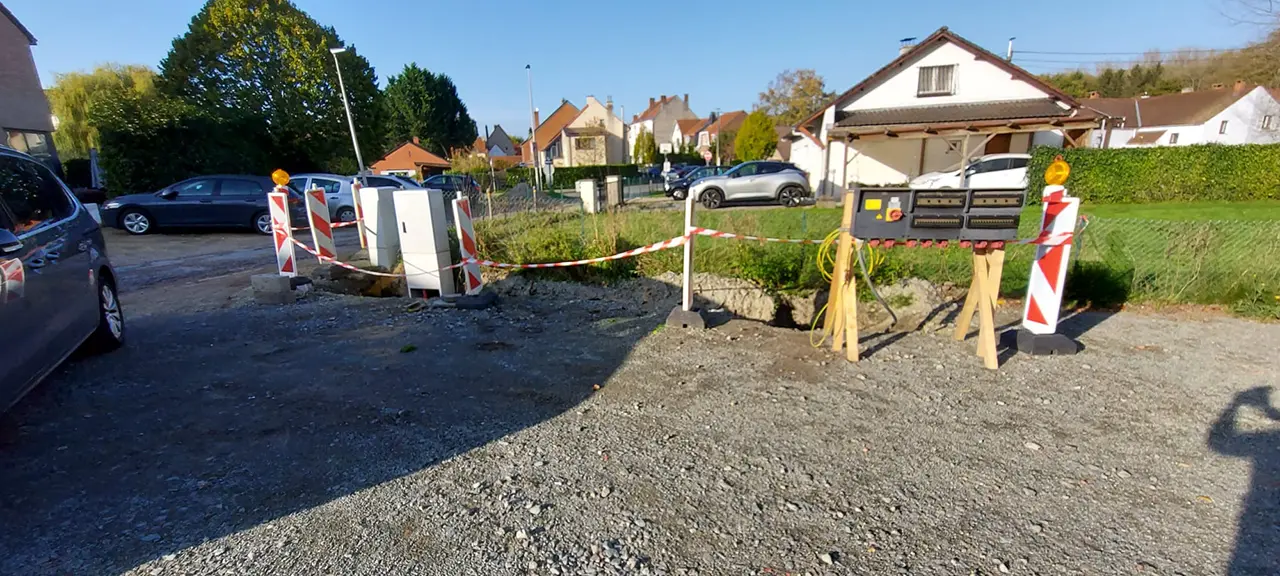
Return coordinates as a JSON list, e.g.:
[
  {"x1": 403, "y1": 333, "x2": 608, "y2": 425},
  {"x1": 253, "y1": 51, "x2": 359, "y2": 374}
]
[
  {"x1": 1027, "y1": 144, "x2": 1280, "y2": 204},
  {"x1": 549, "y1": 164, "x2": 640, "y2": 187}
]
